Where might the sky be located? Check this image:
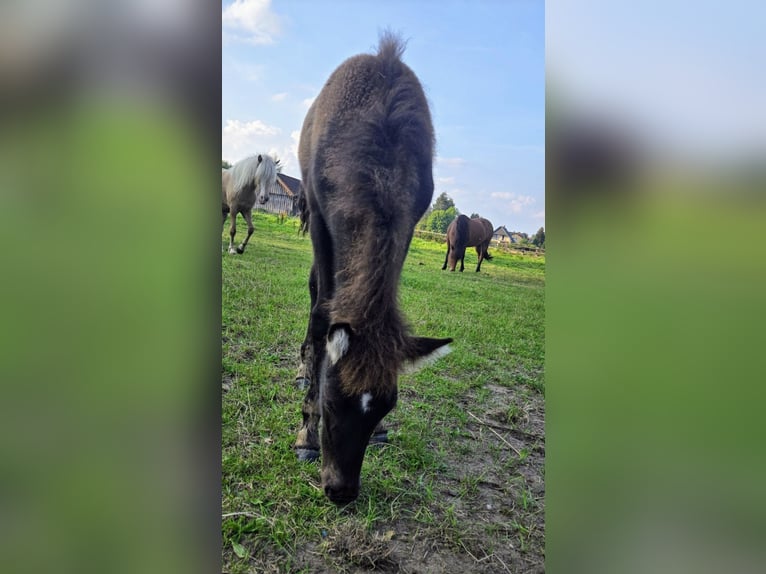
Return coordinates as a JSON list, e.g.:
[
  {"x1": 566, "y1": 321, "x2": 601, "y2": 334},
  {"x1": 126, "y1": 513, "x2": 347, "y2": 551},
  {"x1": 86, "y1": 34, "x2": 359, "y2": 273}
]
[{"x1": 222, "y1": 0, "x2": 545, "y2": 236}]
